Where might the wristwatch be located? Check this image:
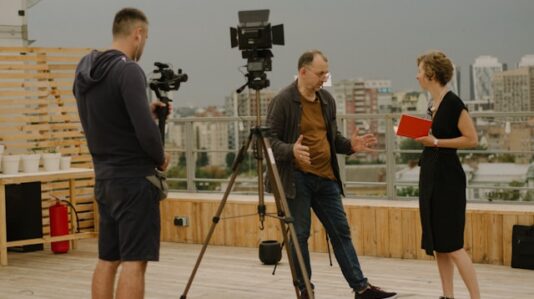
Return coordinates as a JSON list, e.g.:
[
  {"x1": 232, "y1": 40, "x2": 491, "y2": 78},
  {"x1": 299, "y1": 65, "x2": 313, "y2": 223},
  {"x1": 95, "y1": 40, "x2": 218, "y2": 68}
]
[{"x1": 433, "y1": 137, "x2": 439, "y2": 147}]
